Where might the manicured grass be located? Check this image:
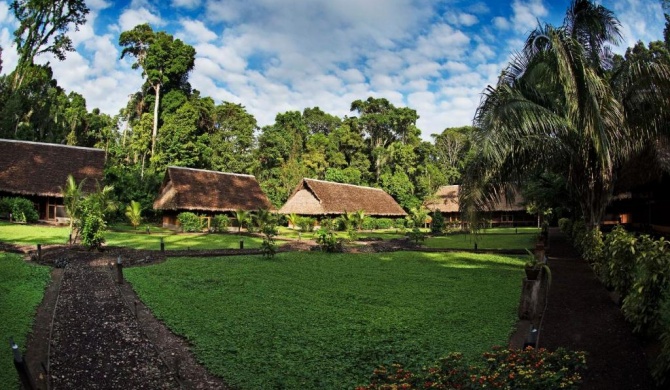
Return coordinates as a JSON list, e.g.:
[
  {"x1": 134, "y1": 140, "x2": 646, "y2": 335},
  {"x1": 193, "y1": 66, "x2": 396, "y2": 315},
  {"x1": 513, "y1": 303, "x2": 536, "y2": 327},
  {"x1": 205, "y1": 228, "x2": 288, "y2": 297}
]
[
  {"x1": 125, "y1": 251, "x2": 524, "y2": 389},
  {"x1": 105, "y1": 230, "x2": 264, "y2": 250},
  {"x1": 276, "y1": 226, "x2": 411, "y2": 241},
  {"x1": 0, "y1": 252, "x2": 50, "y2": 388},
  {"x1": 424, "y1": 232, "x2": 538, "y2": 250},
  {"x1": 0, "y1": 221, "x2": 70, "y2": 245},
  {"x1": 0, "y1": 221, "x2": 265, "y2": 250}
]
